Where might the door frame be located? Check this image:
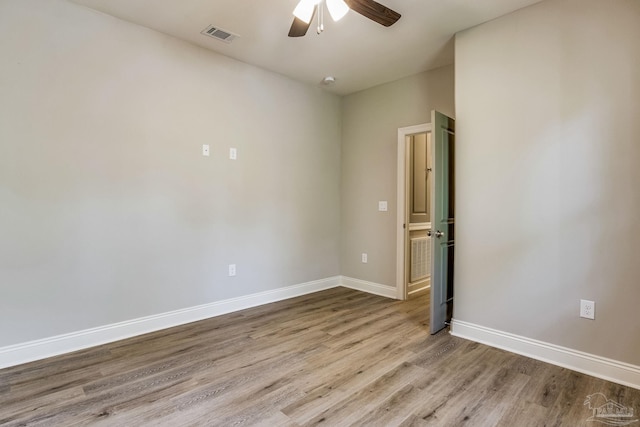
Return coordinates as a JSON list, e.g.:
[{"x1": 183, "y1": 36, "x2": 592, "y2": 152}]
[{"x1": 396, "y1": 123, "x2": 432, "y2": 300}]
